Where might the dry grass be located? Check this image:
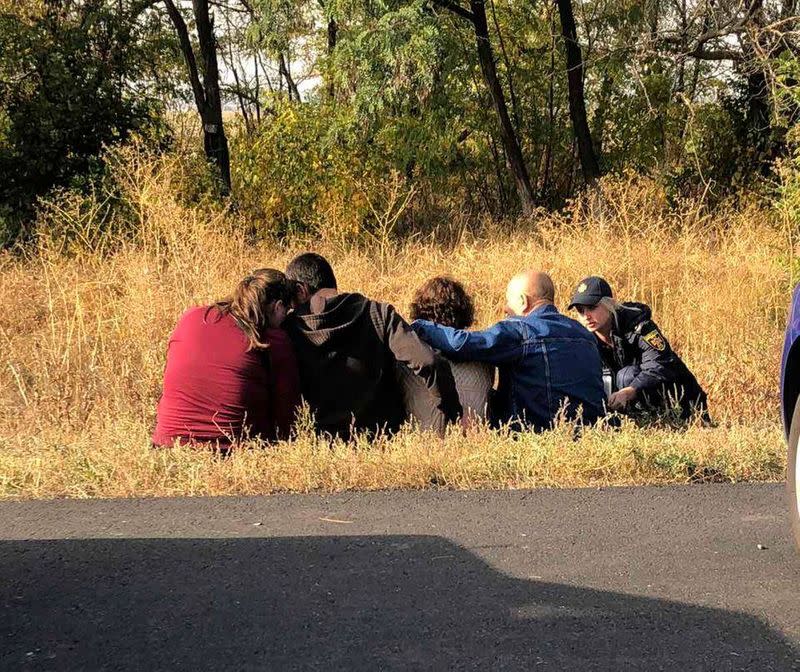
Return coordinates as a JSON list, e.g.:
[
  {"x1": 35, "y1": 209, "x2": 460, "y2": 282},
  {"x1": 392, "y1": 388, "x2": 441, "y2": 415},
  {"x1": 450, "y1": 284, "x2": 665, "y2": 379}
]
[
  {"x1": 0, "y1": 416, "x2": 783, "y2": 499},
  {"x1": 0, "y1": 146, "x2": 795, "y2": 499}
]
